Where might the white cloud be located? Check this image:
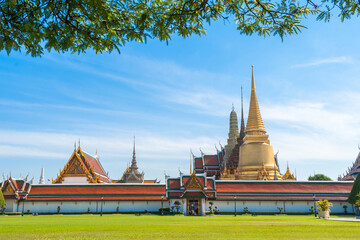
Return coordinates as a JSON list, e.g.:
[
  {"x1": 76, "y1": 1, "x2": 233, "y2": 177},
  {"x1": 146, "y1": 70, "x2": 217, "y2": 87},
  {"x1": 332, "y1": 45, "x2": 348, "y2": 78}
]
[{"x1": 291, "y1": 56, "x2": 353, "y2": 68}]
